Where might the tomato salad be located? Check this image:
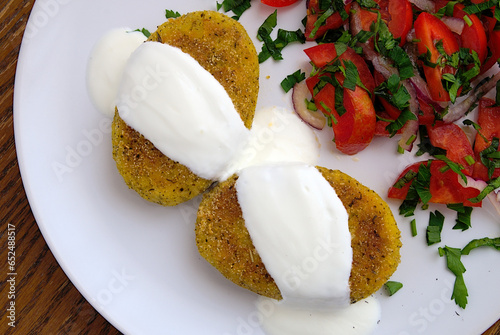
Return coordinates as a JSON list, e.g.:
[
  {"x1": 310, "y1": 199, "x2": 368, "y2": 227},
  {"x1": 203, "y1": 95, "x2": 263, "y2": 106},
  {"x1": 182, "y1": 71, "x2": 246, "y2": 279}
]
[
  {"x1": 216, "y1": 0, "x2": 500, "y2": 308},
  {"x1": 247, "y1": 0, "x2": 500, "y2": 217}
]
